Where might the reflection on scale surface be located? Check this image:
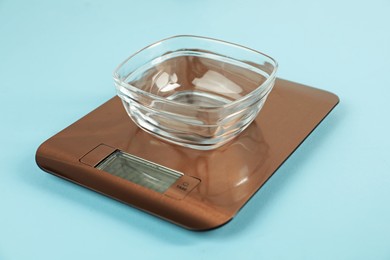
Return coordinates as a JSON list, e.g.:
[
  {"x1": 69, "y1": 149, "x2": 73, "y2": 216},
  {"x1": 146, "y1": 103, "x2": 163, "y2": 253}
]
[{"x1": 124, "y1": 119, "x2": 270, "y2": 211}]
